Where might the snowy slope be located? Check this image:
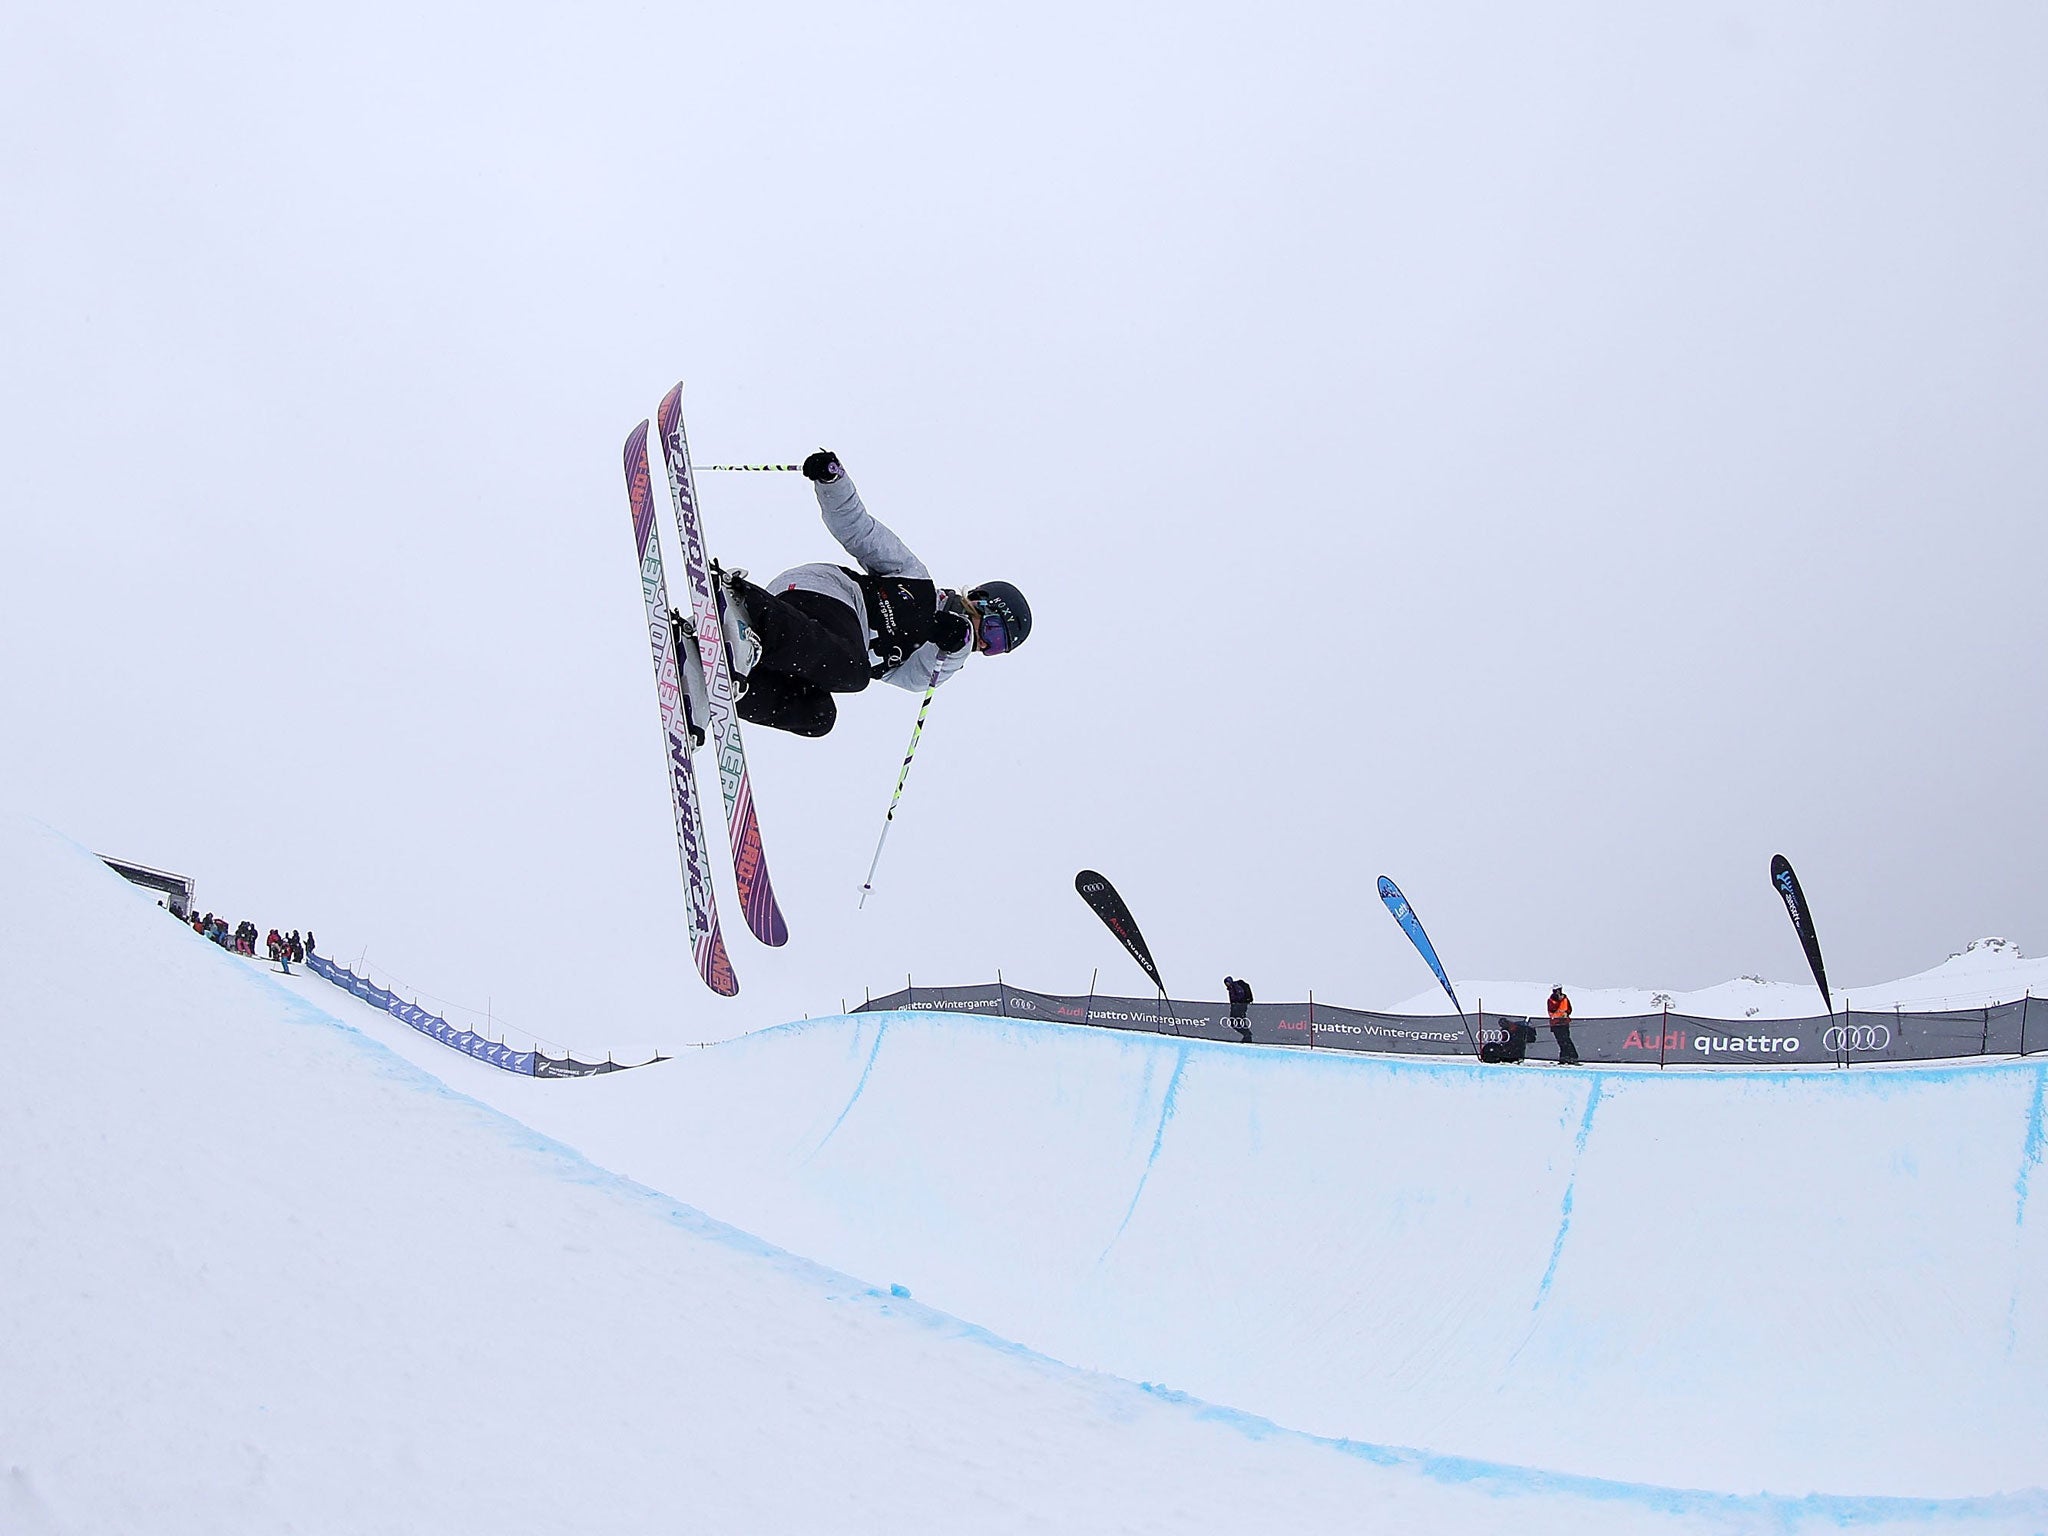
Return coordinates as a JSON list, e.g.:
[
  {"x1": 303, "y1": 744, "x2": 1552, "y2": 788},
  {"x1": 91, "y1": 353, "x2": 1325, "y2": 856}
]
[
  {"x1": 11, "y1": 811, "x2": 2047, "y2": 1533},
  {"x1": 280, "y1": 931, "x2": 2048, "y2": 1505},
  {"x1": 30, "y1": 812, "x2": 2045, "y2": 1535}
]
